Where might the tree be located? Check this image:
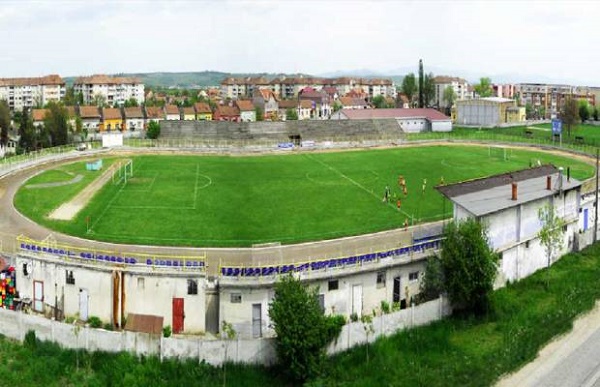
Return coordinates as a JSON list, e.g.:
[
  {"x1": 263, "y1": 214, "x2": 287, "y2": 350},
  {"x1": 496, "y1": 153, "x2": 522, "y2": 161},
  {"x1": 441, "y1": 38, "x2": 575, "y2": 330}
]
[
  {"x1": 63, "y1": 87, "x2": 77, "y2": 106},
  {"x1": 43, "y1": 102, "x2": 69, "y2": 146},
  {"x1": 268, "y1": 275, "x2": 343, "y2": 383},
  {"x1": 0, "y1": 100, "x2": 10, "y2": 146},
  {"x1": 561, "y1": 95, "x2": 579, "y2": 137},
  {"x1": 255, "y1": 106, "x2": 264, "y2": 121},
  {"x1": 285, "y1": 108, "x2": 298, "y2": 120},
  {"x1": 442, "y1": 86, "x2": 456, "y2": 113},
  {"x1": 538, "y1": 203, "x2": 565, "y2": 287},
  {"x1": 417, "y1": 255, "x2": 444, "y2": 303},
  {"x1": 146, "y1": 121, "x2": 160, "y2": 139},
  {"x1": 401, "y1": 73, "x2": 417, "y2": 105},
  {"x1": 525, "y1": 102, "x2": 533, "y2": 119},
  {"x1": 332, "y1": 100, "x2": 343, "y2": 112},
  {"x1": 418, "y1": 59, "x2": 424, "y2": 108},
  {"x1": 423, "y1": 72, "x2": 435, "y2": 108},
  {"x1": 440, "y1": 218, "x2": 499, "y2": 315},
  {"x1": 474, "y1": 77, "x2": 493, "y2": 97},
  {"x1": 578, "y1": 100, "x2": 590, "y2": 123},
  {"x1": 372, "y1": 95, "x2": 386, "y2": 109},
  {"x1": 18, "y1": 109, "x2": 36, "y2": 152},
  {"x1": 594, "y1": 106, "x2": 599, "y2": 121},
  {"x1": 123, "y1": 97, "x2": 138, "y2": 108},
  {"x1": 92, "y1": 93, "x2": 107, "y2": 107}
]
